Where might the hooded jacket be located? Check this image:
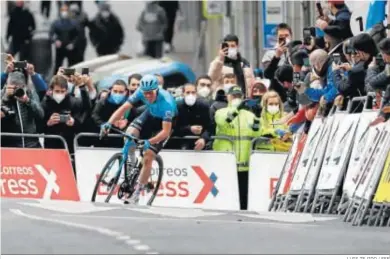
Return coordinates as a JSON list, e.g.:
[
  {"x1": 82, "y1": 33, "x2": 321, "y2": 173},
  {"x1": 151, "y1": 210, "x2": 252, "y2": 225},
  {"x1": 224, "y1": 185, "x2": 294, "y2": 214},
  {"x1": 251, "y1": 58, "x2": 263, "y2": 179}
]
[{"x1": 136, "y1": 2, "x2": 168, "y2": 41}]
